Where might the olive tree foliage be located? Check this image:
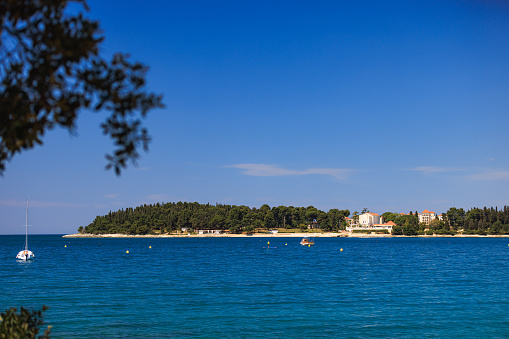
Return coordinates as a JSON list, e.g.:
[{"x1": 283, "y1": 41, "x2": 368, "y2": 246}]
[
  {"x1": 0, "y1": 306, "x2": 51, "y2": 338},
  {"x1": 0, "y1": 0, "x2": 163, "y2": 175}
]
